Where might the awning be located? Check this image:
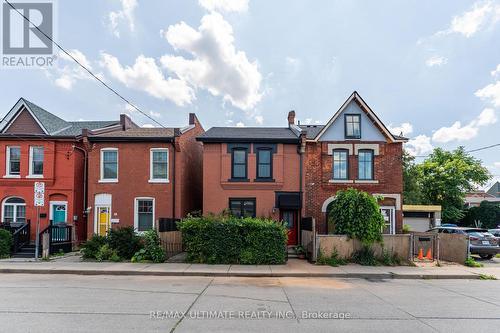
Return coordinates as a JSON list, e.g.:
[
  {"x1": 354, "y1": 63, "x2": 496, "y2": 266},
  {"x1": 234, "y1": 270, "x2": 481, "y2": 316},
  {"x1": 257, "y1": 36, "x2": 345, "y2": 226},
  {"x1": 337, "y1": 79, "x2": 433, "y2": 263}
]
[{"x1": 275, "y1": 192, "x2": 301, "y2": 209}]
